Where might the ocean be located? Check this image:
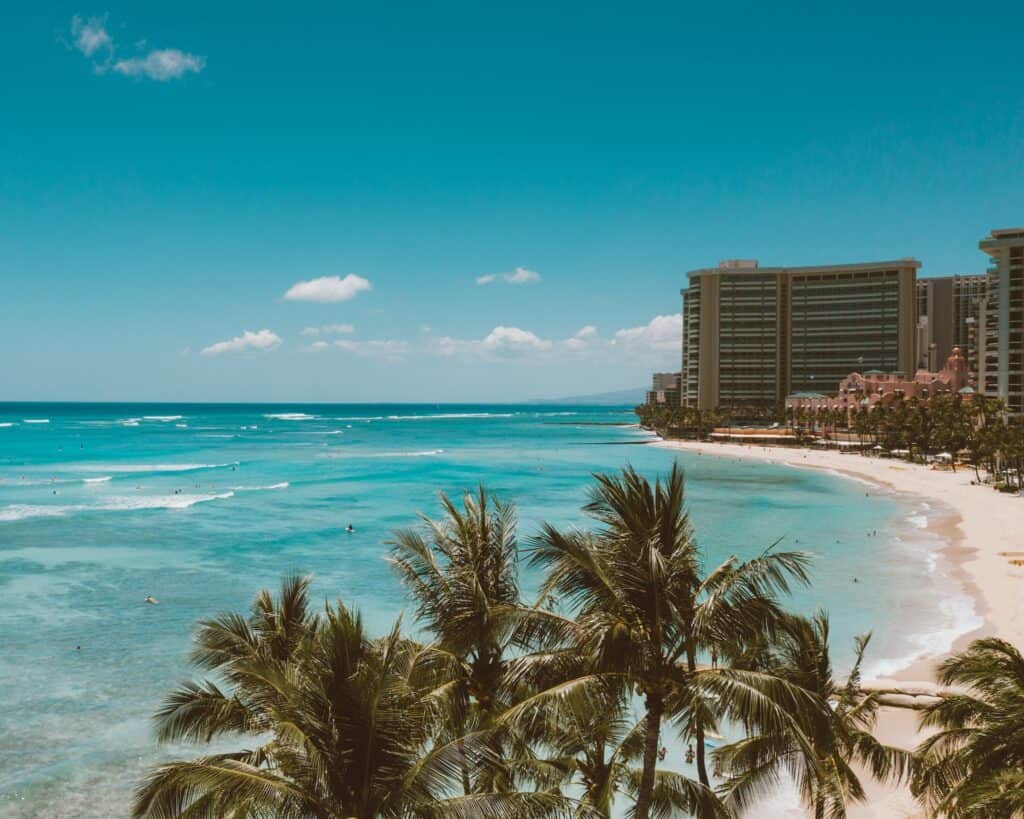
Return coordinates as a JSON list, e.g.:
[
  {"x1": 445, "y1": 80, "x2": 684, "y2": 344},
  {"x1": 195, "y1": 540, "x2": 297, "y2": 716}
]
[{"x1": 0, "y1": 403, "x2": 976, "y2": 817}]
